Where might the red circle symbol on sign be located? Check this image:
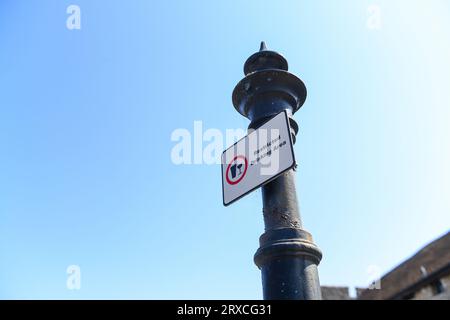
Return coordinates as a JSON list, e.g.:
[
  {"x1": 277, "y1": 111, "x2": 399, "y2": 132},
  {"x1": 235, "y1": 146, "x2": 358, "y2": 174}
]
[{"x1": 225, "y1": 155, "x2": 248, "y2": 185}]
